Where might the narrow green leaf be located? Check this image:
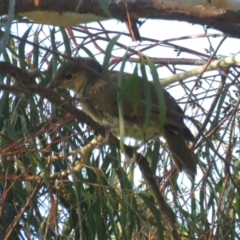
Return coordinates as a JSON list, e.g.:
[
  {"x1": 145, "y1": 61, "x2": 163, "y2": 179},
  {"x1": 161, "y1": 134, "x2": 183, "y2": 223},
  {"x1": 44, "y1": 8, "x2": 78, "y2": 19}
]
[
  {"x1": 3, "y1": 119, "x2": 19, "y2": 140},
  {"x1": 19, "y1": 115, "x2": 28, "y2": 135},
  {"x1": 111, "y1": 157, "x2": 132, "y2": 190},
  {"x1": 139, "y1": 192, "x2": 164, "y2": 239},
  {"x1": 5, "y1": 36, "x2": 18, "y2": 60},
  {"x1": 95, "y1": 195, "x2": 104, "y2": 239},
  {"x1": 74, "y1": 0, "x2": 83, "y2": 11},
  {"x1": 59, "y1": 27, "x2": 71, "y2": 56},
  {"x1": 117, "y1": 54, "x2": 128, "y2": 148},
  {"x1": 140, "y1": 64, "x2": 151, "y2": 130},
  {"x1": 50, "y1": 27, "x2": 58, "y2": 76},
  {"x1": 102, "y1": 34, "x2": 121, "y2": 91},
  {"x1": 118, "y1": 67, "x2": 138, "y2": 103},
  {"x1": 98, "y1": 0, "x2": 113, "y2": 18},
  {"x1": 146, "y1": 57, "x2": 166, "y2": 131},
  {"x1": 0, "y1": 77, "x2": 10, "y2": 120},
  {"x1": 97, "y1": 21, "x2": 105, "y2": 32},
  {"x1": 19, "y1": 25, "x2": 33, "y2": 70},
  {"x1": 33, "y1": 28, "x2": 39, "y2": 68},
  {"x1": 81, "y1": 46, "x2": 96, "y2": 59},
  {"x1": 1, "y1": 45, "x2": 10, "y2": 62},
  {"x1": 212, "y1": 91, "x2": 226, "y2": 125},
  {"x1": 0, "y1": 0, "x2": 15, "y2": 54}
]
